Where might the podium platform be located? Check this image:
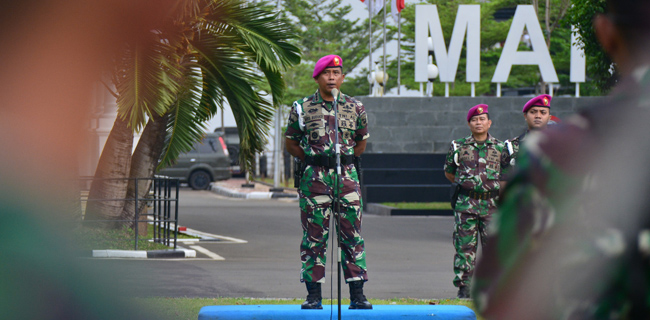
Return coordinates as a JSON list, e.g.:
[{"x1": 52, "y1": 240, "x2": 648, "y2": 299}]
[{"x1": 197, "y1": 305, "x2": 476, "y2": 320}]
